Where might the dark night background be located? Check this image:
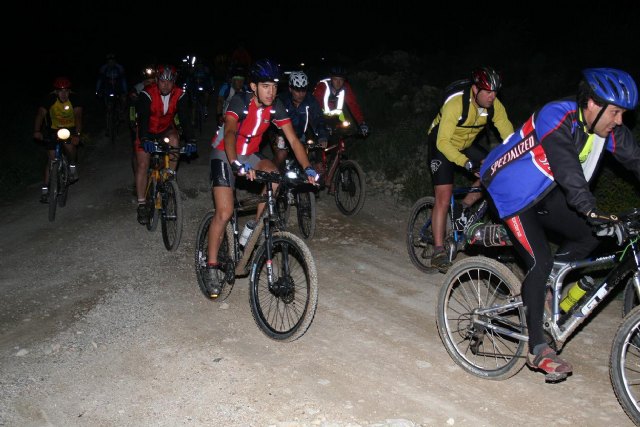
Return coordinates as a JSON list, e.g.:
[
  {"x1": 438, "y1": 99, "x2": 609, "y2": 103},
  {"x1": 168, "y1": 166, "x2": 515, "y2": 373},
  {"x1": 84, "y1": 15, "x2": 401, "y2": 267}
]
[
  {"x1": 21, "y1": 4, "x2": 640, "y2": 95},
  {"x1": 5, "y1": 3, "x2": 640, "y2": 201}
]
